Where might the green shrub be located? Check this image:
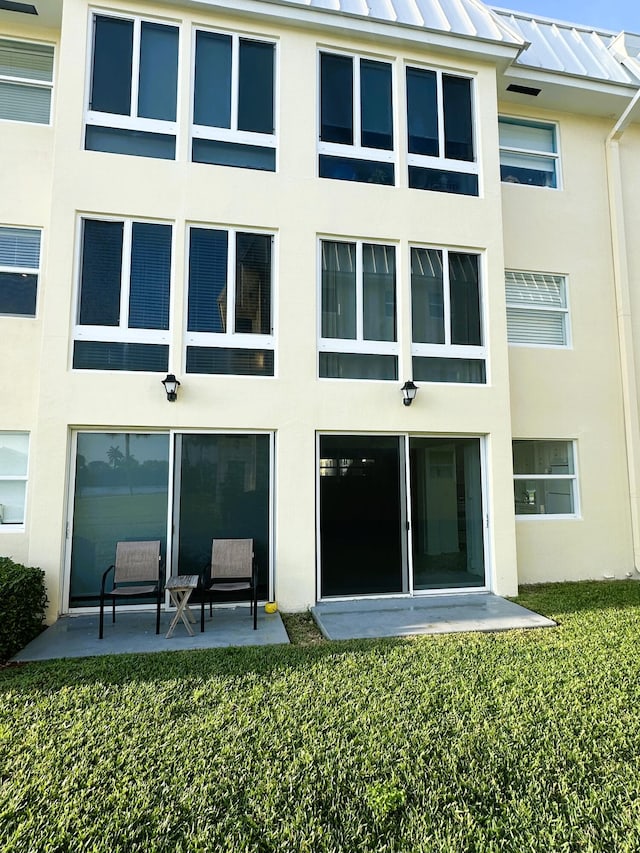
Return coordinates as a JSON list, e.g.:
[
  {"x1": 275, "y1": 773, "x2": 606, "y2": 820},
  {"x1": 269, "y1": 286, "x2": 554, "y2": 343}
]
[{"x1": 0, "y1": 556, "x2": 47, "y2": 662}]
